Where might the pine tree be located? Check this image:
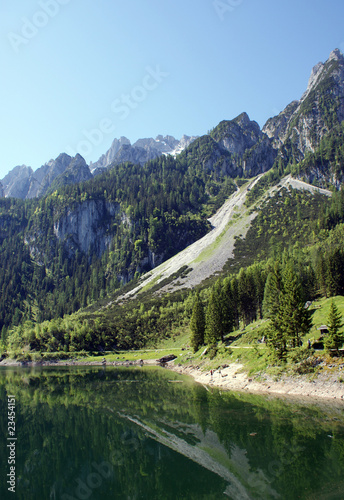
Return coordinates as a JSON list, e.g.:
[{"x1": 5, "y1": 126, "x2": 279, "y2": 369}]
[
  {"x1": 324, "y1": 300, "x2": 344, "y2": 353},
  {"x1": 221, "y1": 277, "x2": 235, "y2": 335},
  {"x1": 282, "y1": 263, "x2": 312, "y2": 348},
  {"x1": 327, "y1": 250, "x2": 344, "y2": 297},
  {"x1": 238, "y1": 268, "x2": 257, "y2": 326},
  {"x1": 263, "y1": 263, "x2": 287, "y2": 359},
  {"x1": 190, "y1": 293, "x2": 205, "y2": 353},
  {"x1": 205, "y1": 288, "x2": 222, "y2": 345}
]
